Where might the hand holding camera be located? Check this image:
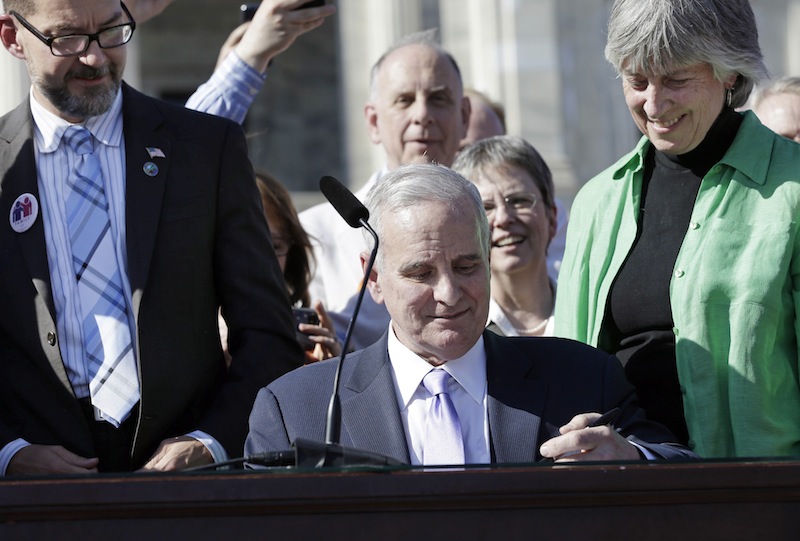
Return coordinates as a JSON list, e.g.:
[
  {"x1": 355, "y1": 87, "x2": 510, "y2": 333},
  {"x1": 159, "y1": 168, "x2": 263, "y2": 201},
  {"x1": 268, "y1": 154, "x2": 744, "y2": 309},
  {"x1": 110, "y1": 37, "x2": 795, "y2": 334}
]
[
  {"x1": 228, "y1": 0, "x2": 336, "y2": 72},
  {"x1": 293, "y1": 301, "x2": 342, "y2": 363}
]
